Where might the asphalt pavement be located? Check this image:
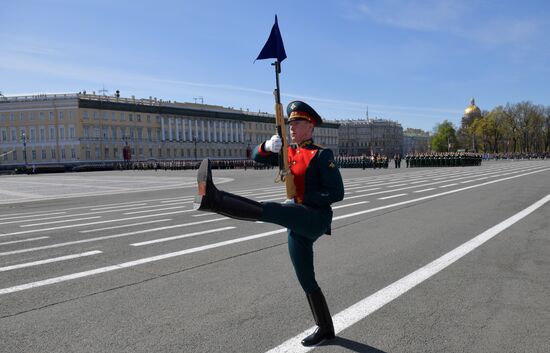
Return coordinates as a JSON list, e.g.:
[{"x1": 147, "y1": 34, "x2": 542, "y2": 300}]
[{"x1": 1, "y1": 160, "x2": 549, "y2": 353}]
